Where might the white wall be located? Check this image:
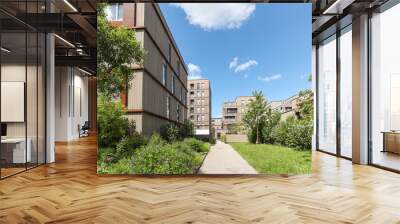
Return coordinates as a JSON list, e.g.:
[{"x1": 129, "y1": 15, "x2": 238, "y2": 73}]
[{"x1": 55, "y1": 67, "x2": 89, "y2": 141}]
